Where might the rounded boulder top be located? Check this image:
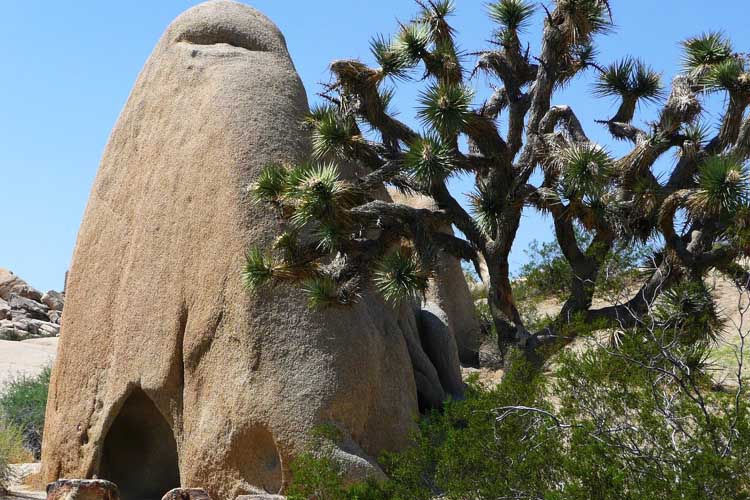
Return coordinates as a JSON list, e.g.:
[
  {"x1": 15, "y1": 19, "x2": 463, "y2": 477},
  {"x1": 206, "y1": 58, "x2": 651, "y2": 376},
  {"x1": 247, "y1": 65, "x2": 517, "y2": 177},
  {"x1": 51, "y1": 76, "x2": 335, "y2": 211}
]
[{"x1": 168, "y1": 0, "x2": 290, "y2": 56}]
